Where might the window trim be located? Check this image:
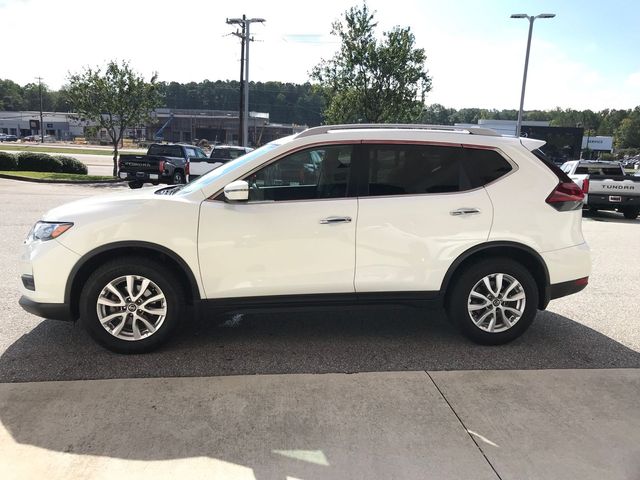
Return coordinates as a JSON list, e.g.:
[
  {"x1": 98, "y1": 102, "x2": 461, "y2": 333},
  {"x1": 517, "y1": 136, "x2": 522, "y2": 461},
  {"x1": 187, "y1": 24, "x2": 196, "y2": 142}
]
[{"x1": 357, "y1": 142, "x2": 518, "y2": 199}]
